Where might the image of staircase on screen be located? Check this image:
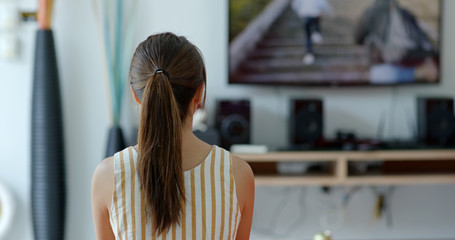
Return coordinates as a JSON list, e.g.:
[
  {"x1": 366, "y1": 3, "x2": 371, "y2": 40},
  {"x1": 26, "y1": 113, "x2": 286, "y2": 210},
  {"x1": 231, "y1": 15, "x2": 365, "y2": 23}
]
[{"x1": 229, "y1": 0, "x2": 442, "y2": 86}]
